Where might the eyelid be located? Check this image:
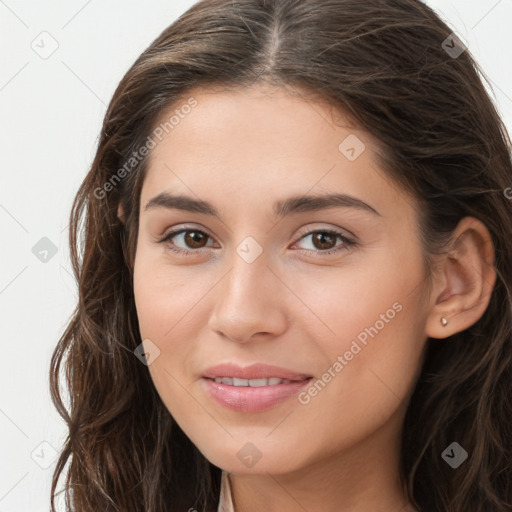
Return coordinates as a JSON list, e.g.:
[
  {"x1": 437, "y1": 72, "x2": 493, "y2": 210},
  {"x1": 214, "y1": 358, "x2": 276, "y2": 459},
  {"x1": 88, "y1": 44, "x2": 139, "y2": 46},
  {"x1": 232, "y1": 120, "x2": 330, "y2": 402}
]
[
  {"x1": 159, "y1": 223, "x2": 211, "y2": 240},
  {"x1": 159, "y1": 223, "x2": 356, "y2": 242},
  {"x1": 294, "y1": 223, "x2": 357, "y2": 241}
]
